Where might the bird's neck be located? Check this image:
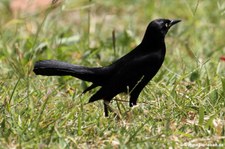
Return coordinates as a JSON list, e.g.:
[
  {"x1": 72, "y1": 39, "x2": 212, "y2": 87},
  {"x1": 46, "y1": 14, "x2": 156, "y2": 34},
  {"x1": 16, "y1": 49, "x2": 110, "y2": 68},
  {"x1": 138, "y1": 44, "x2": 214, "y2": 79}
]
[{"x1": 141, "y1": 35, "x2": 165, "y2": 51}]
